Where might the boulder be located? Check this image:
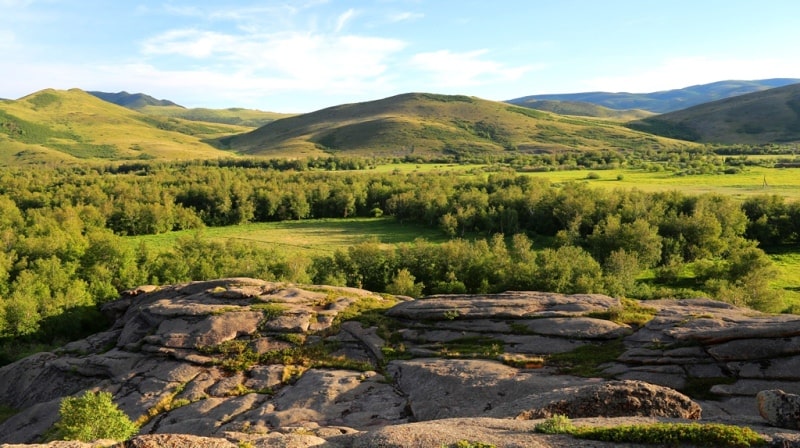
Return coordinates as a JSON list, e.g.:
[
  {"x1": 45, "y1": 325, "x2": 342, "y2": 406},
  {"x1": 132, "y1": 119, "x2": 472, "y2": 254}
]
[
  {"x1": 758, "y1": 389, "x2": 800, "y2": 430},
  {"x1": 489, "y1": 380, "x2": 701, "y2": 420}
]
